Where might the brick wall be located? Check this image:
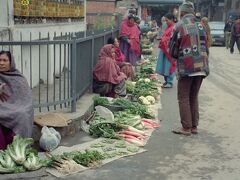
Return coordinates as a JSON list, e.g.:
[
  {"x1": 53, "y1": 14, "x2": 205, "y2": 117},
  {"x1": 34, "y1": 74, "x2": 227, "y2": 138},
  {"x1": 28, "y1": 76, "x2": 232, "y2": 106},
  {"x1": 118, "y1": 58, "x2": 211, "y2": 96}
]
[
  {"x1": 86, "y1": 0, "x2": 117, "y2": 29},
  {"x1": 87, "y1": 1, "x2": 116, "y2": 13}
]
